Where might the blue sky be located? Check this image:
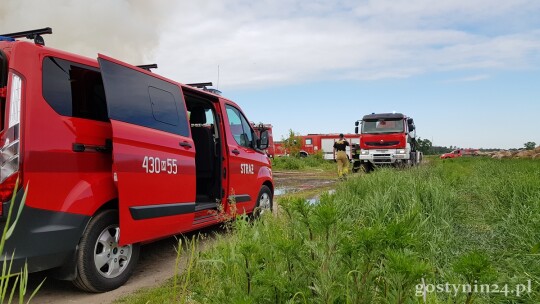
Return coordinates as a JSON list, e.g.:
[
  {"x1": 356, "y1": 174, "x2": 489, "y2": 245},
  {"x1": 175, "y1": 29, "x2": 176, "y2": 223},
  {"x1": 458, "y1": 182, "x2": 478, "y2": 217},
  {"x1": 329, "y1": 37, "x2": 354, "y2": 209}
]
[
  {"x1": 230, "y1": 69, "x2": 540, "y2": 149},
  {"x1": 2, "y1": 0, "x2": 539, "y2": 148}
]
